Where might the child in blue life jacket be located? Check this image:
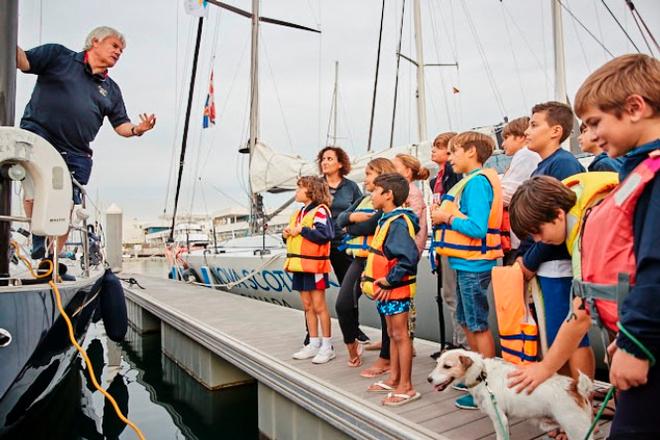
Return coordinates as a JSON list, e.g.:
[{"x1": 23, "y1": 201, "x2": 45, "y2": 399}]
[
  {"x1": 335, "y1": 158, "x2": 396, "y2": 370},
  {"x1": 430, "y1": 131, "x2": 503, "y2": 410},
  {"x1": 284, "y1": 176, "x2": 335, "y2": 364},
  {"x1": 362, "y1": 173, "x2": 420, "y2": 407},
  {"x1": 509, "y1": 54, "x2": 660, "y2": 439}
]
